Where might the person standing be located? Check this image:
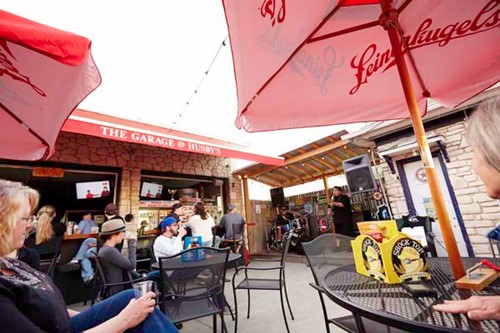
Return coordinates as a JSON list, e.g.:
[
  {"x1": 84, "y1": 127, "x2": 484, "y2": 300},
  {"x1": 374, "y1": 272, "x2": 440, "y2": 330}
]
[
  {"x1": 185, "y1": 202, "x2": 215, "y2": 247},
  {"x1": 104, "y1": 203, "x2": 124, "y2": 222},
  {"x1": 220, "y1": 204, "x2": 246, "y2": 252},
  {"x1": 330, "y1": 186, "x2": 354, "y2": 237}
]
